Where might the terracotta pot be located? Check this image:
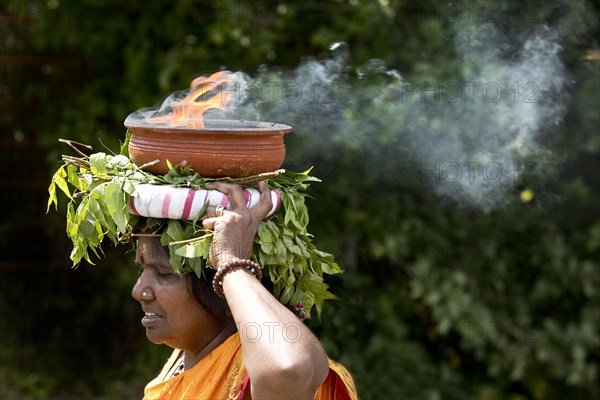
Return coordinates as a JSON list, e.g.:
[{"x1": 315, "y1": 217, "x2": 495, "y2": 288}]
[{"x1": 124, "y1": 119, "x2": 292, "y2": 178}]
